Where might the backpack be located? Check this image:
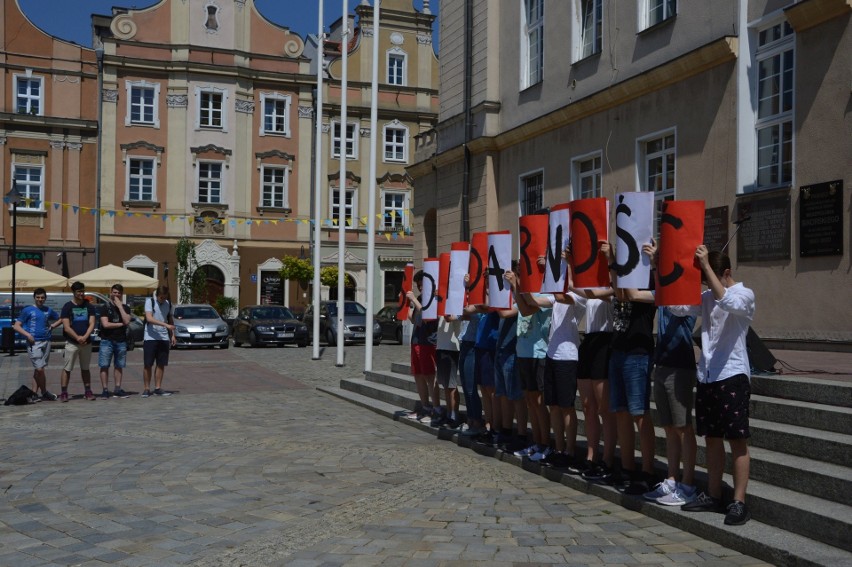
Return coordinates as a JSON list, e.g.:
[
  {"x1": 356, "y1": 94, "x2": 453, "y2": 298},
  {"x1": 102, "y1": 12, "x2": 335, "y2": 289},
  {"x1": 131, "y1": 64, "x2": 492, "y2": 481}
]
[{"x1": 4, "y1": 385, "x2": 36, "y2": 406}]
